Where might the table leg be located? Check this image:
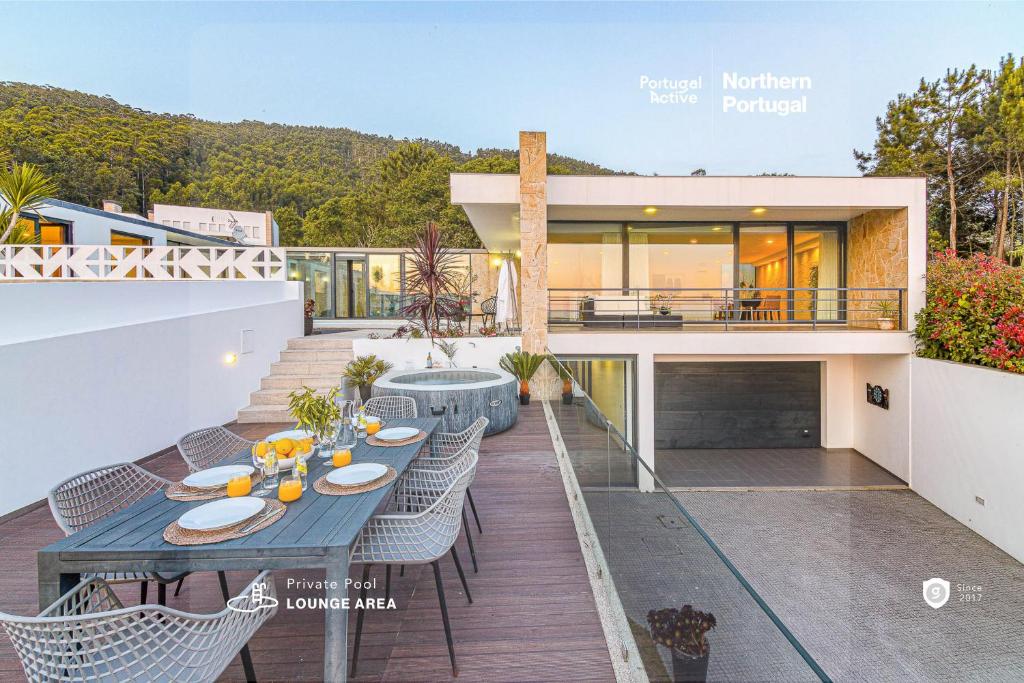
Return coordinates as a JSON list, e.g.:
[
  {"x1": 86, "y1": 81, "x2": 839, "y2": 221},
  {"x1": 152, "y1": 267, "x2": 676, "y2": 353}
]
[
  {"x1": 218, "y1": 571, "x2": 257, "y2": 683},
  {"x1": 324, "y1": 553, "x2": 349, "y2": 682},
  {"x1": 38, "y1": 555, "x2": 78, "y2": 612}
]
